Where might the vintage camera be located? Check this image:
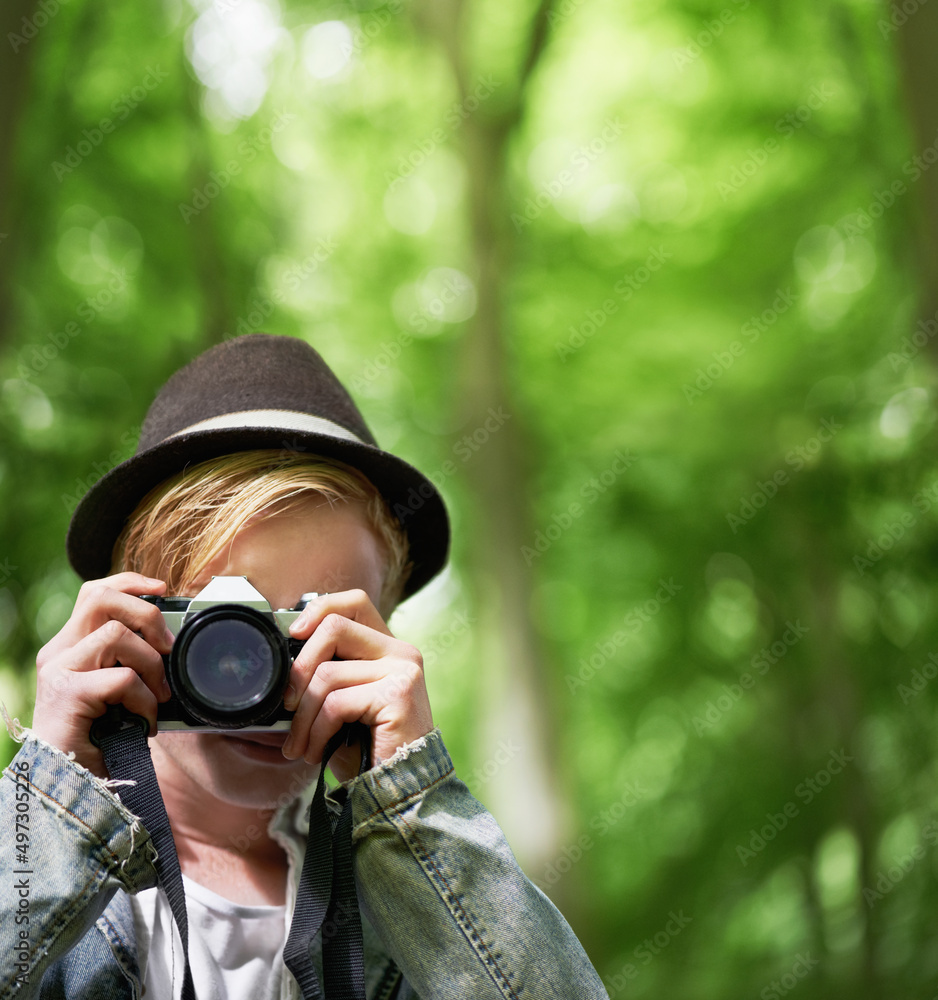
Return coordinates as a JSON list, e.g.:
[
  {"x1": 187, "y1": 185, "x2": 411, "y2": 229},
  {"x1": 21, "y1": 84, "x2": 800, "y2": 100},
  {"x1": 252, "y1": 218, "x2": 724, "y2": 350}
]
[{"x1": 148, "y1": 576, "x2": 314, "y2": 732}]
